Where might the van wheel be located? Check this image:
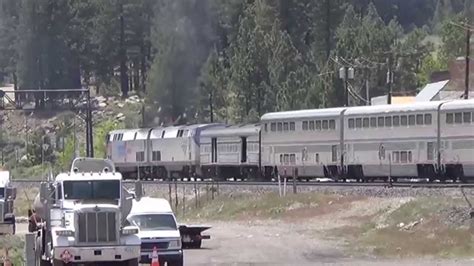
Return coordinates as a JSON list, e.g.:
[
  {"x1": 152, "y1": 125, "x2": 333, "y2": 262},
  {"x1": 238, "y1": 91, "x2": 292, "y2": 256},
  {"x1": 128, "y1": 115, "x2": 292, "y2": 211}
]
[
  {"x1": 169, "y1": 258, "x2": 184, "y2": 266},
  {"x1": 192, "y1": 240, "x2": 202, "y2": 249}
]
